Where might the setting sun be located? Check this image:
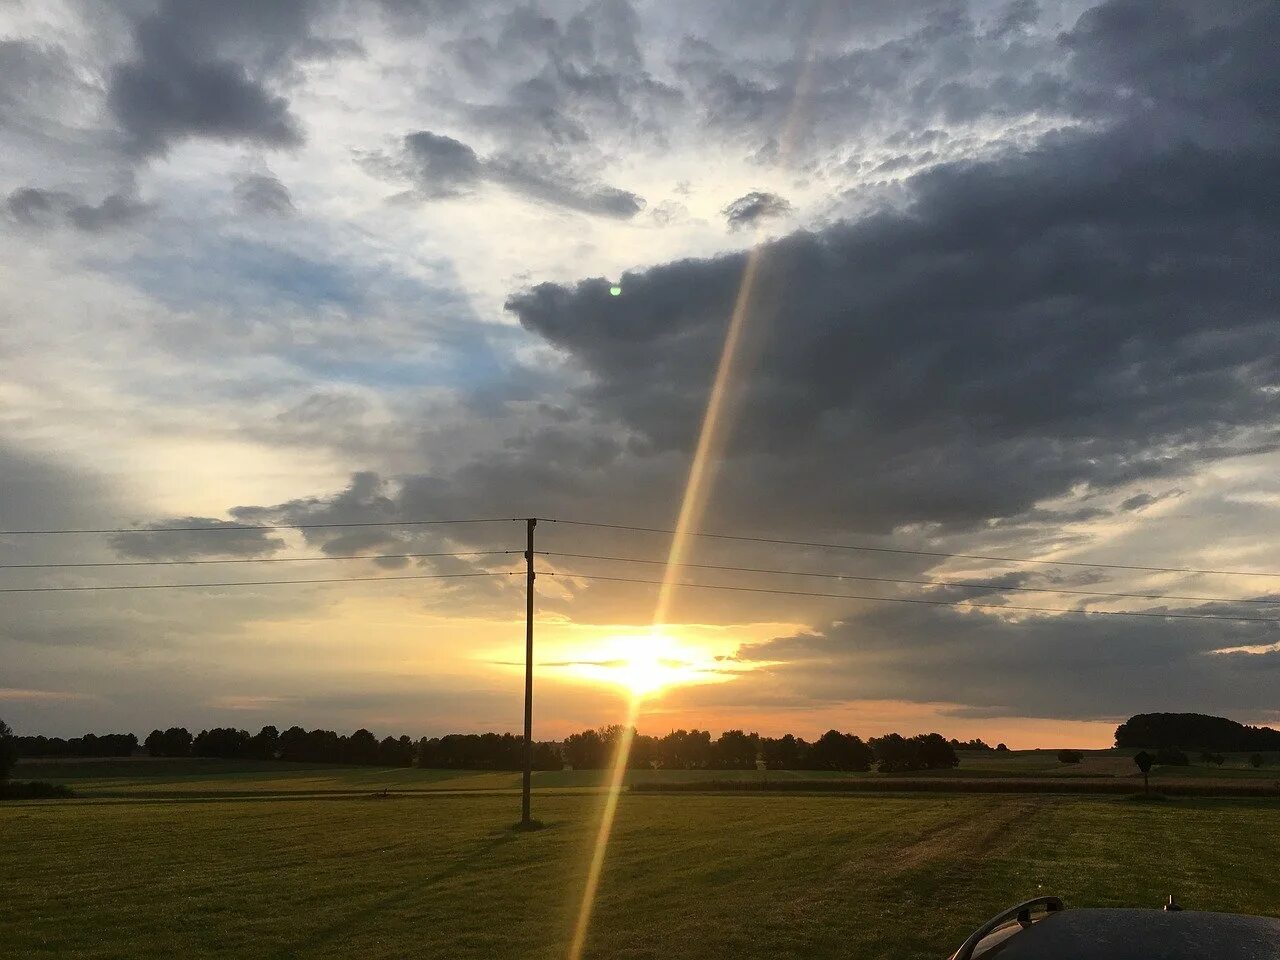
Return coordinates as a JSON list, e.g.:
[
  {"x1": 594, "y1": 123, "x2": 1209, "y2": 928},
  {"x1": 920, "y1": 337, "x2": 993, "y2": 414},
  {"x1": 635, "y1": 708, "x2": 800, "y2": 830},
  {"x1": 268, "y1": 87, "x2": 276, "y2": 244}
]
[{"x1": 557, "y1": 630, "x2": 734, "y2": 699}]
